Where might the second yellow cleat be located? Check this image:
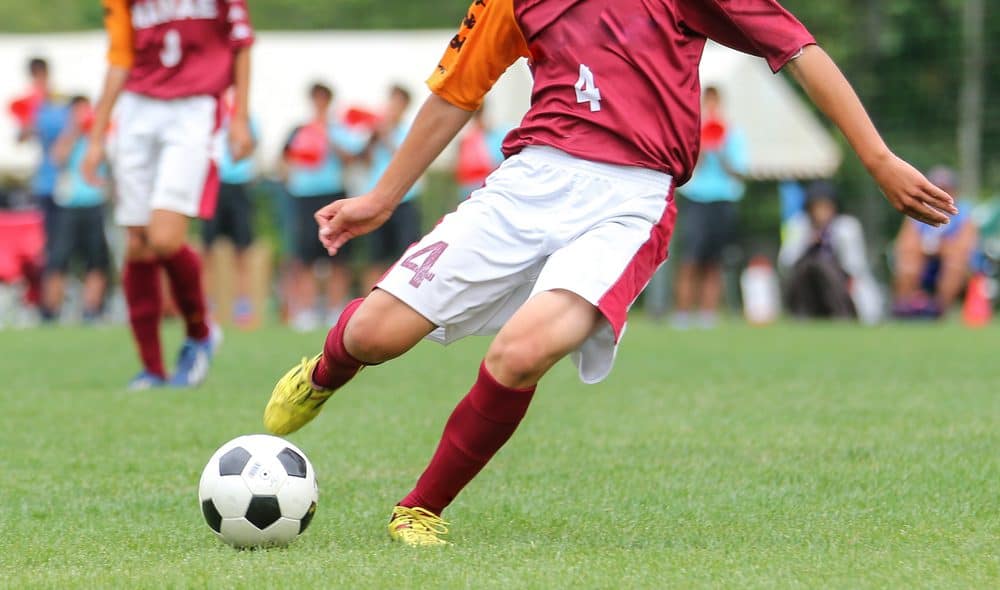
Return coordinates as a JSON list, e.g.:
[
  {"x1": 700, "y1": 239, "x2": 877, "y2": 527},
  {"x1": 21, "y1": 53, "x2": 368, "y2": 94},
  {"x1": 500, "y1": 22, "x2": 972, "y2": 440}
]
[
  {"x1": 263, "y1": 354, "x2": 334, "y2": 435},
  {"x1": 388, "y1": 506, "x2": 449, "y2": 546}
]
